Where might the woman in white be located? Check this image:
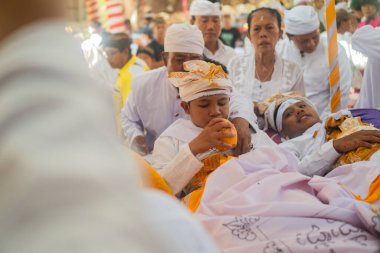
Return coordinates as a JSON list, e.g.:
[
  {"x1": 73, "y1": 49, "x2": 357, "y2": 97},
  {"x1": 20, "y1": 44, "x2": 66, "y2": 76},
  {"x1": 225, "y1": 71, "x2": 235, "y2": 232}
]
[{"x1": 228, "y1": 8, "x2": 305, "y2": 111}]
